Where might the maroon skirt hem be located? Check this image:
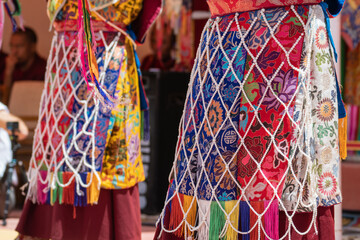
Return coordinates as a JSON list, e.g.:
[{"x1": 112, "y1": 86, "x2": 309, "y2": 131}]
[{"x1": 16, "y1": 185, "x2": 141, "y2": 240}]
